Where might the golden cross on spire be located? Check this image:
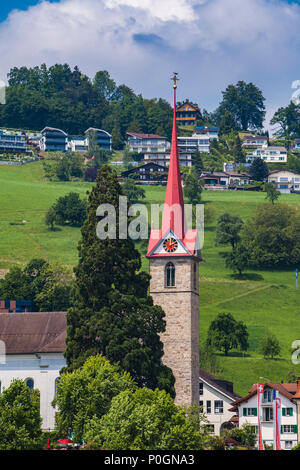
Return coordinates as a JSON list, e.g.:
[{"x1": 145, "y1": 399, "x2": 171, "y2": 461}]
[{"x1": 171, "y1": 72, "x2": 179, "y2": 89}]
